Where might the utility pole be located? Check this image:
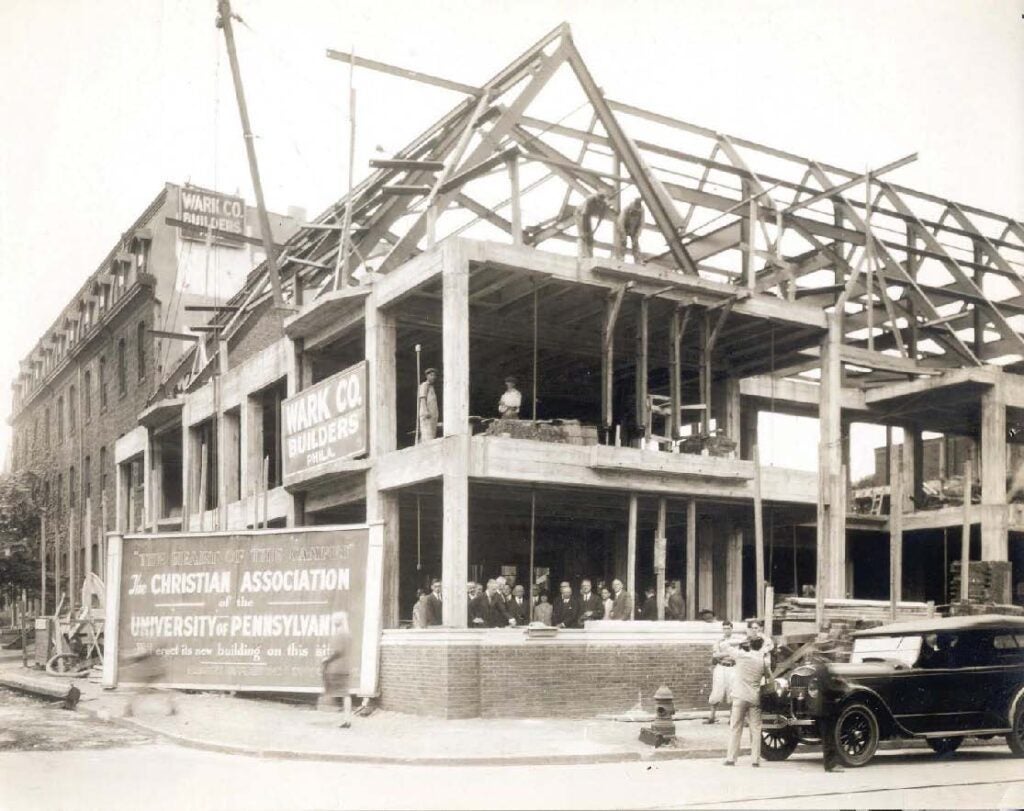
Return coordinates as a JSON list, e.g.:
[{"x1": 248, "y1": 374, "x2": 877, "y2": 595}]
[{"x1": 216, "y1": 0, "x2": 285, "y2": 310}]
